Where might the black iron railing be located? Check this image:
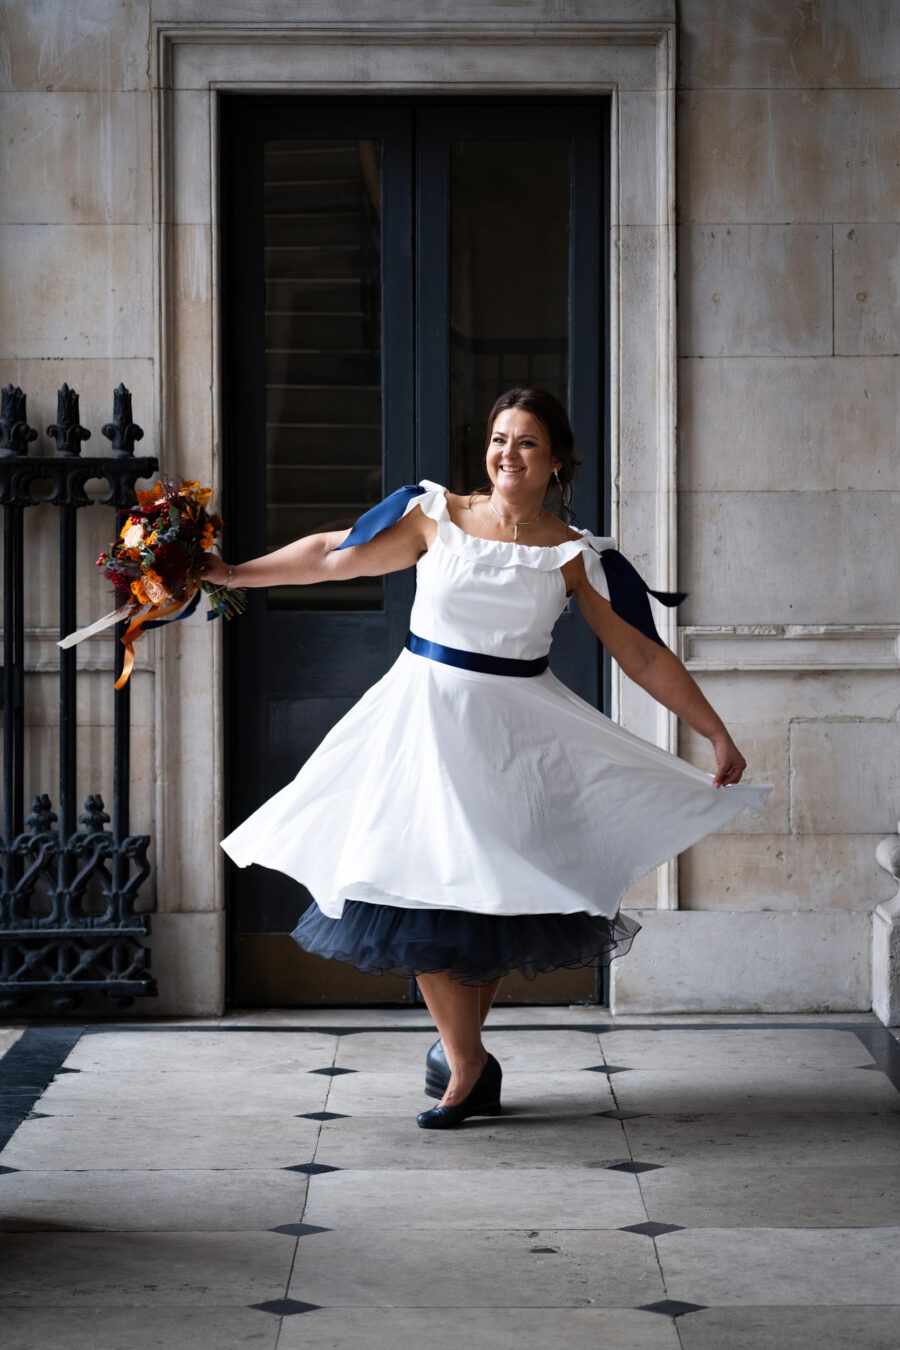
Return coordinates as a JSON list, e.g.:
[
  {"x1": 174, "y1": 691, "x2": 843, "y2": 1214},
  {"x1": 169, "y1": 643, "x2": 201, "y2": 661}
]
[{"x1": 0, "y1": 383, "x2": 159, "y2": 1011}]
